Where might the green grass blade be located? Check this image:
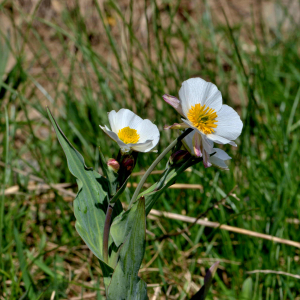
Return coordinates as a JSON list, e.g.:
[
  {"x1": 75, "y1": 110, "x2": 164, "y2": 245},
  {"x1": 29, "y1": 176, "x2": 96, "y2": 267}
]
[{"x1": 13, "y1": 225, "x2": 37, "y2": 299}]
